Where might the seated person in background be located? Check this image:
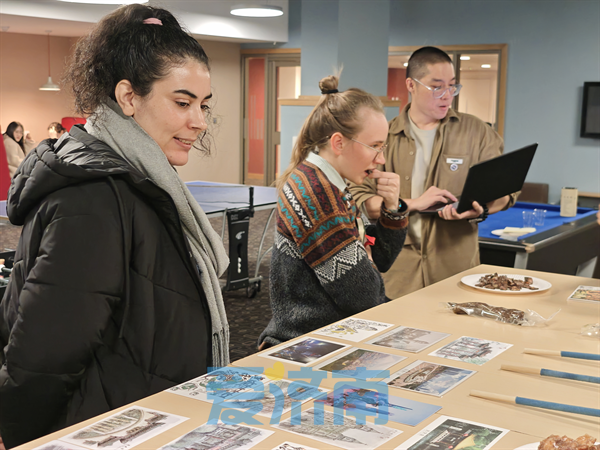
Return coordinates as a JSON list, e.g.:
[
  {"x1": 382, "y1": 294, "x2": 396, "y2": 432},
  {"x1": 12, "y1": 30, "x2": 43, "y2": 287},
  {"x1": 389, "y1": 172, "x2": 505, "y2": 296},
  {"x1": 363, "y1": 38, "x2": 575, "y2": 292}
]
[
  {"x1": 258, "y1": 75, "x2": 409, "y2": 350},
  {"x1": 48, "y1": 122, "x2": 66, "y2": 139},
  {"x1": 3, "y1": 122, "x2": 36, "y2": 177},
  {"x1": 349, "y1": 46, "x2": 518, "y2": 299}
]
